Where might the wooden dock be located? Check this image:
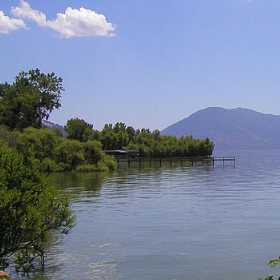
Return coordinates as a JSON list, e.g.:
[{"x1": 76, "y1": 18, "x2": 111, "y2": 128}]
[
  {"x1": 116, "y1": 156, "x2": 235, "y2": 168},
  {"x1": 212, "y1": 157, "x2": 236, "y2": 167}
]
